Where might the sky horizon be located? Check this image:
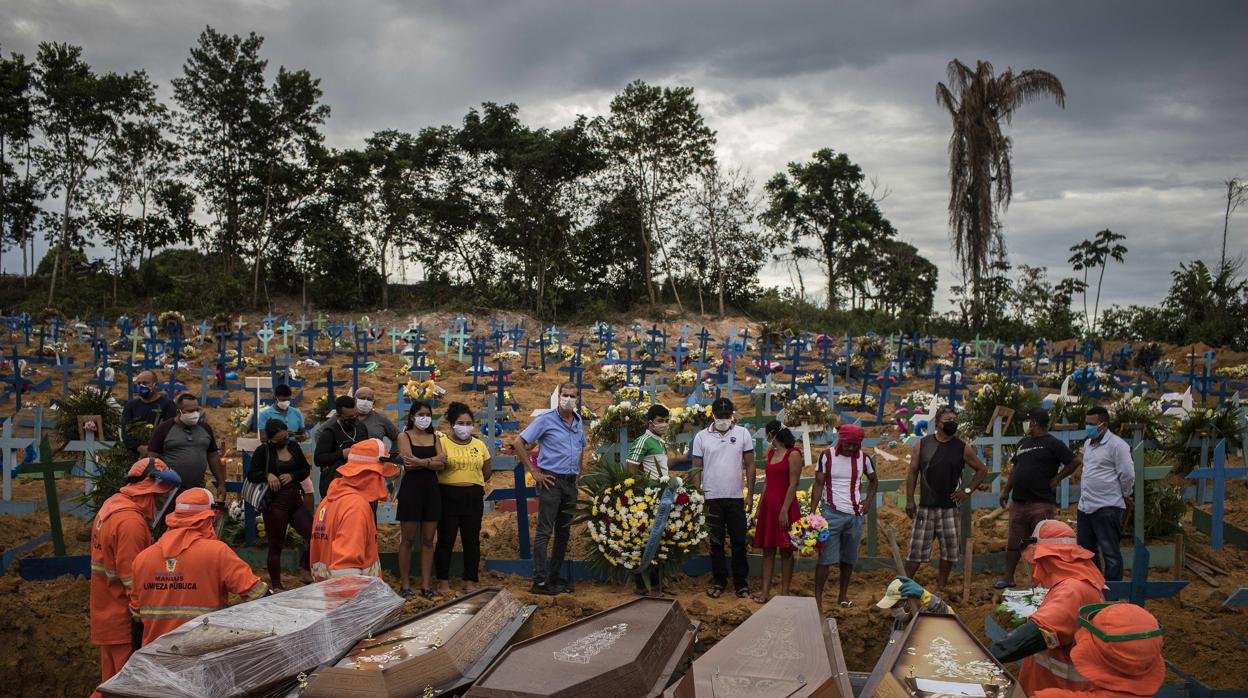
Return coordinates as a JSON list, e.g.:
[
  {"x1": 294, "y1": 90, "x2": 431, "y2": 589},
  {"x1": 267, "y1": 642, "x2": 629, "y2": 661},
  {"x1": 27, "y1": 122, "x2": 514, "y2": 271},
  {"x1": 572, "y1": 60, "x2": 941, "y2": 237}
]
[{"x1": 3, "y1": 0, "x2": 1246, "y2": 313}]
